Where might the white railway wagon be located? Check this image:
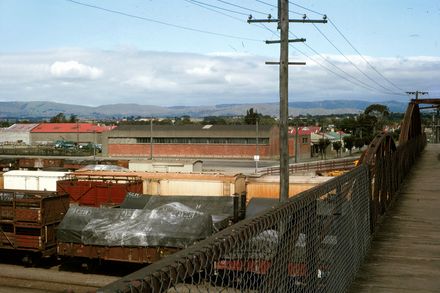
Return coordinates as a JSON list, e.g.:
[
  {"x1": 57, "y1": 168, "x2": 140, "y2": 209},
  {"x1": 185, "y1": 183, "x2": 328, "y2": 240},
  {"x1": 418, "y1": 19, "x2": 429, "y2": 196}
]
[{"x1": 3, "y1": 170, "x2": 68, "y2": 191}]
